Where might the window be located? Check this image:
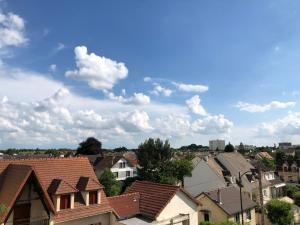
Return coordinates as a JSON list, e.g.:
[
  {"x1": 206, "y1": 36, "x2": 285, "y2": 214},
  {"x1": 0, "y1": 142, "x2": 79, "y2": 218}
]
[
  {"x1": 113, "y1": 172, "x2": 118, "y2": 178},
  {"x1": 89, "y1": 191, "x2": 98, "y2": 204},
  {"x1": 119, "y1": 162, "x2": 126, "y2": 168},
  {"x1": 263, "y1": 189, "x2": 267, "y2": 197},
  {"x1": 204, "y1": 212, "x2": 209, "y2": 221},
  {"x1": 246, "y1": 209, "x2": 251, "y2": 220},
  {"x1": 60, "y1": 194, "x2": 71, "y2": 210},
  {"x1": 133, "y1": 170, "x2": 137, "y2": 175},
  {"x1": 235, "y1": 213, "x2": 240, "y2": 223},
  {"x1": 126, "y1": 171, "x2": 131, "y2": 177}
]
